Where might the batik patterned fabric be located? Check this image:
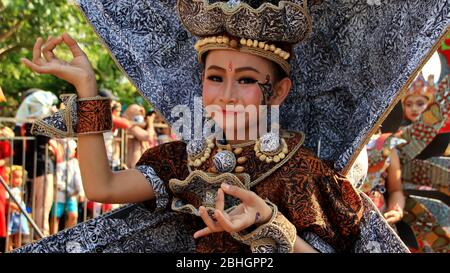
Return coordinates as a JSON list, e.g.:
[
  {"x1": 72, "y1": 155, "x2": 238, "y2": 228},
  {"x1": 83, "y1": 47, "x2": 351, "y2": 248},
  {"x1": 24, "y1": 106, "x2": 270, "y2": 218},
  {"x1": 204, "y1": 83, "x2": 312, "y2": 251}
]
[
  {"x1": 14, "y1": 204, "x2": 197, "y2": 253},
  {"x1": 402, "y1": 196, "x2": 450, "y2": 253},
  {"x1": 401, "y1": 157, "x2": 450, "y2": 189},
  {"x1": 14, "y1": 137, "x2": 409, "y2": 253},
  {"x1": 75, "y1": 0, "x2": 450, "y2": 172}
]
